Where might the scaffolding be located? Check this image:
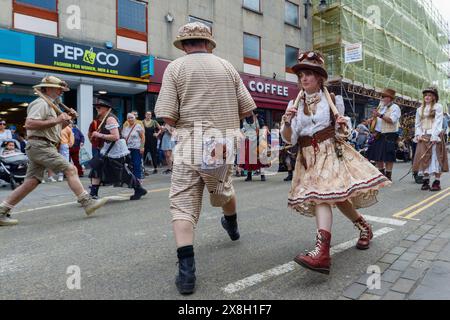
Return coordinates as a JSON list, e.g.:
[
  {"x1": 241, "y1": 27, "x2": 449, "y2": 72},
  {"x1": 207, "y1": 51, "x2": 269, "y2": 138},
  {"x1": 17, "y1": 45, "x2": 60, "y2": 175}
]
[{"x1": 312, "y1": 0, "x2": 450, "y2": 106}]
